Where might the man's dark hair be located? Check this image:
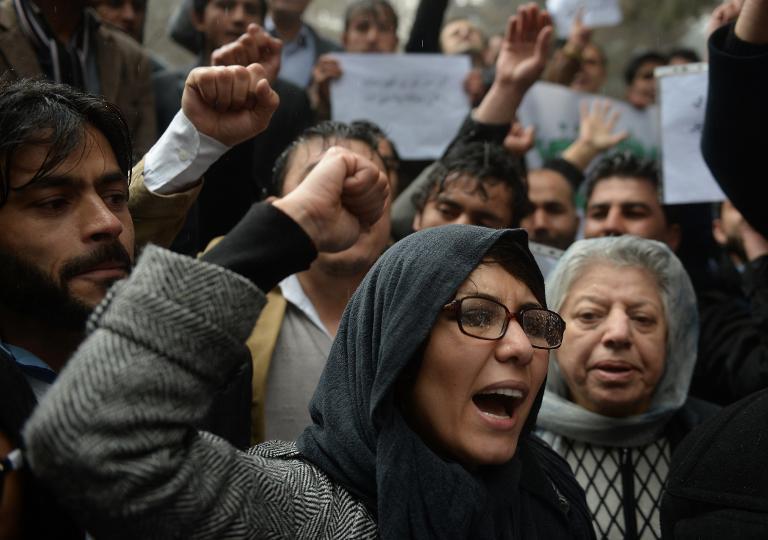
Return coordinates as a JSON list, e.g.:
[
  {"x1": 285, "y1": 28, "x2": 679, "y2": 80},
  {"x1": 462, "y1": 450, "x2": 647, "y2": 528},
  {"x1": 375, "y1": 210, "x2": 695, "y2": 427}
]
[
  {"x1": 668, "y1": 47, "x2": 701, "y2": 64},
  {"x1": 343, "y1": 0, "x2": 398, "y2": 33},
  {"x1": 270, "y1": 120, "x2": 381, "y2": 196},
  {"x1": 0, "y1": 78, "x2": 132, "y2": 208},
  {"x1": 412, "y1": 142, "x2": 530, "y2": 227},
  {"x1": 623, "y1": 51, "x2": 667, "y2": 85},
  {"x1": 585, "y1": 151, "x2": 680, "y2": 225},
  {"x1": 193, "y1": 0, "x2": 267, "y2": 22},
  {"x1": 350, "y1": 119, "x2": 400, "y2": 168}
]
